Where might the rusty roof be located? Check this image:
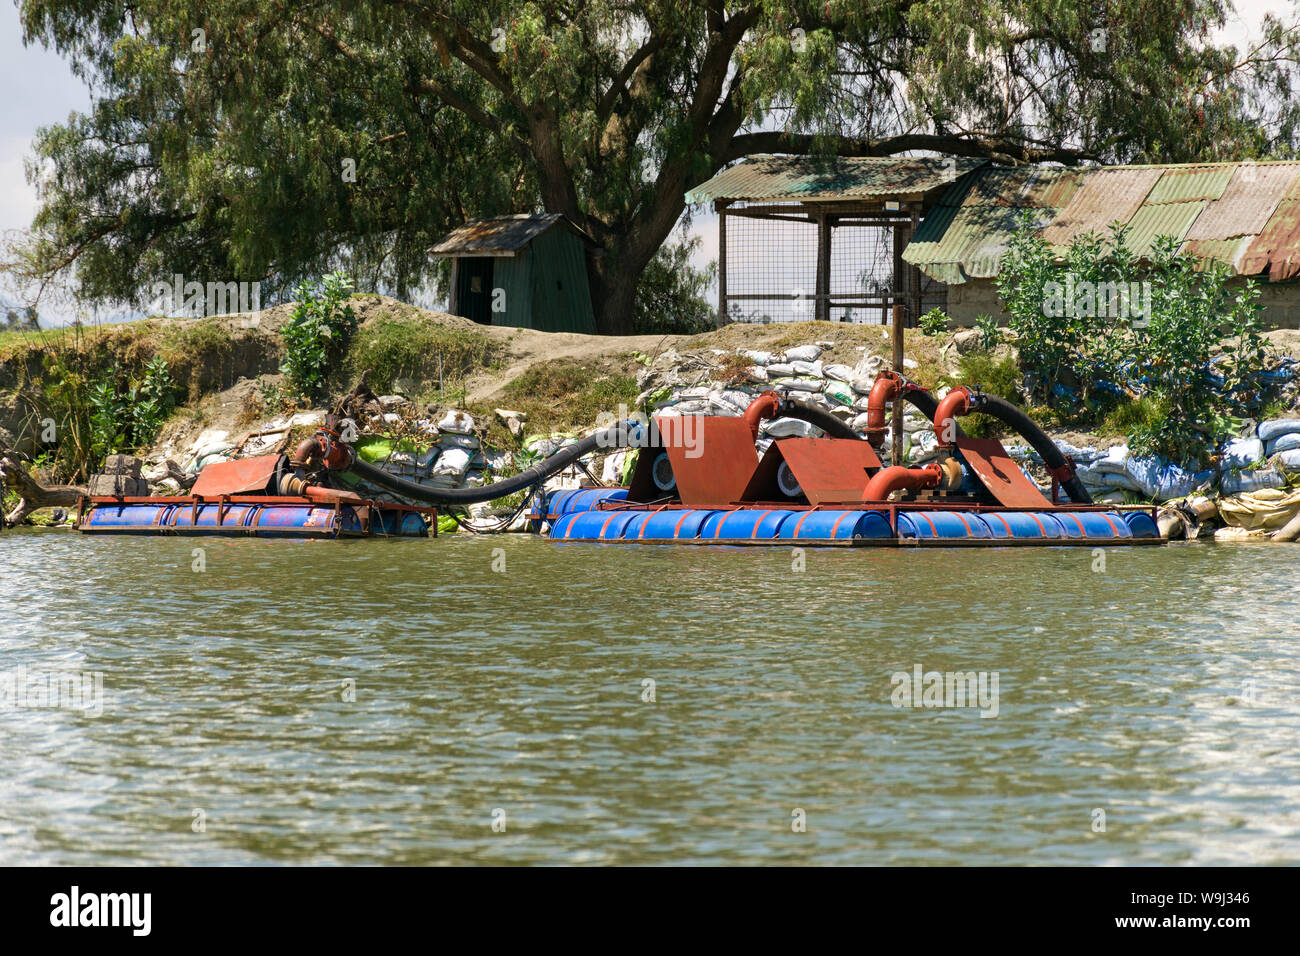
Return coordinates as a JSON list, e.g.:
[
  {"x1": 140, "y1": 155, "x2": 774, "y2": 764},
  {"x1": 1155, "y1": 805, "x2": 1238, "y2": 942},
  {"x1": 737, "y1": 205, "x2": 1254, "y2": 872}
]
[
  {"x1": 903, "y1": 160, "x2": 1300, "y2": 284},
  {"x1": 431, "y1": 213, "x2": 592, "y2": 256},
  {"x1": 684, "y1": 155, "x2": 988, "y2": 204}
]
